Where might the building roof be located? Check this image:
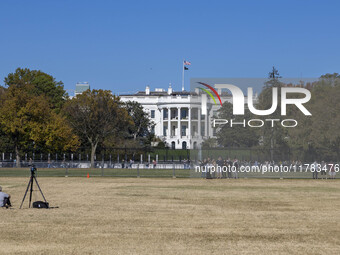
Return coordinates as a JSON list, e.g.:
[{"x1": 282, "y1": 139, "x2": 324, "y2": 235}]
[
  {"x1": 120, "y1": 90, "x2": 198, "y2": 97},
  {"x1": 75, "y1": 82, "x2": 90, "y2": 94}
]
